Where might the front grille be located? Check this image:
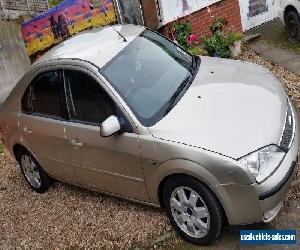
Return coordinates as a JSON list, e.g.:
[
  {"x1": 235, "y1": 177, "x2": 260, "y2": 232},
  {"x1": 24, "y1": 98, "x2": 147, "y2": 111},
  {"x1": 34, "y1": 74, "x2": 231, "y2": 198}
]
[{"x1": 279, "y1": 99, "x2": 295, "y2": 151}]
